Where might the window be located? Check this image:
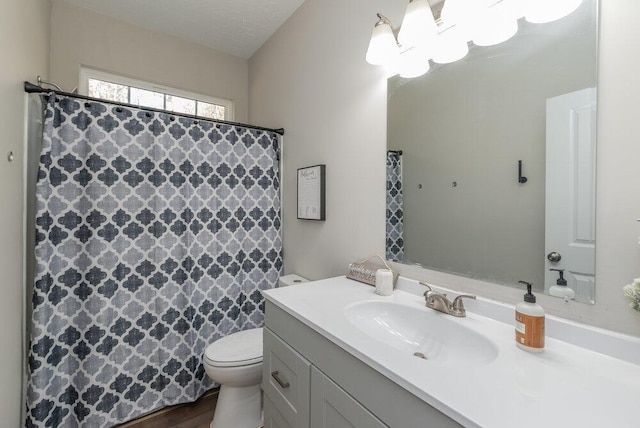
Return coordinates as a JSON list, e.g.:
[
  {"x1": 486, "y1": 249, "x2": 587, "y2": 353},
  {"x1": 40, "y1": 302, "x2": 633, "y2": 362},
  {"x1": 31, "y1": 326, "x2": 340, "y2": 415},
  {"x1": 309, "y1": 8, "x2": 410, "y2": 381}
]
[{"x1": 79, "y1": 68, "x2": 233, "y2": 121}]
